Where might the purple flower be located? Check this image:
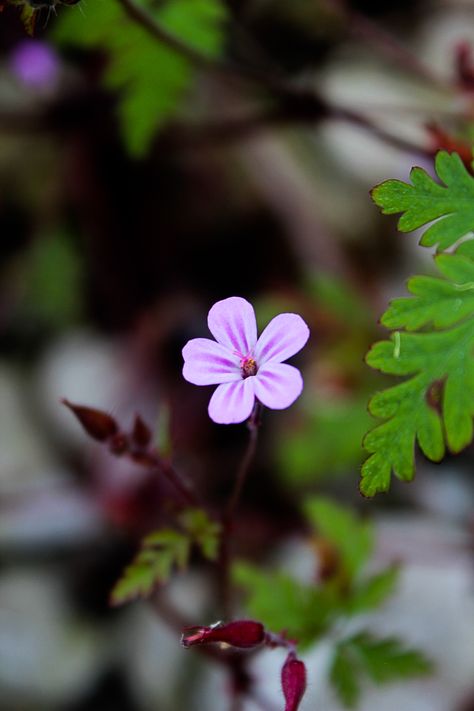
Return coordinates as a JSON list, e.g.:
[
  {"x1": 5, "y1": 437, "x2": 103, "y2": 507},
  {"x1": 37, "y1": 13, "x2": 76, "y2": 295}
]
[
  {"x1": 9, "y1": 41, "x2": 59, "y2": 90},
  {"x1": 182, "y1": 297, "x2": 310, "y2": 424}
]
